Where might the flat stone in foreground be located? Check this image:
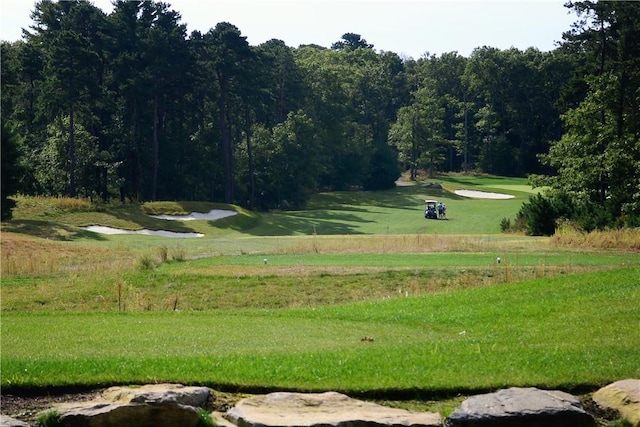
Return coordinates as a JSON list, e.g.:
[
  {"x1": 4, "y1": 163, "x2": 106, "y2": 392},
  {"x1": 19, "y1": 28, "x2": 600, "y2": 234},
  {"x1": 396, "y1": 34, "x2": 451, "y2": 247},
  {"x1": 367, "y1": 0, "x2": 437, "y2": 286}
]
[
  {"x1": 0, "y1": 415, "x2": 30, "y2": 427},
  {"x1": 225, "y1": 391, "x2": 443, "y2": 427},
  {"x1": 51, "y1": 383, "x2": 213, "y2": 427},
  {"x1": 101, "y1": 383, "x2": 212, "y2": 407},
  {"x1": 446, "y1": 387, "x2": 595, "y2": 427},
  {"x1": 53, "y1": 401, "x2": 202, "y2": 427},
  {"x1": 592, "y1": 379, "x2": 640, "y2": 427}
]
